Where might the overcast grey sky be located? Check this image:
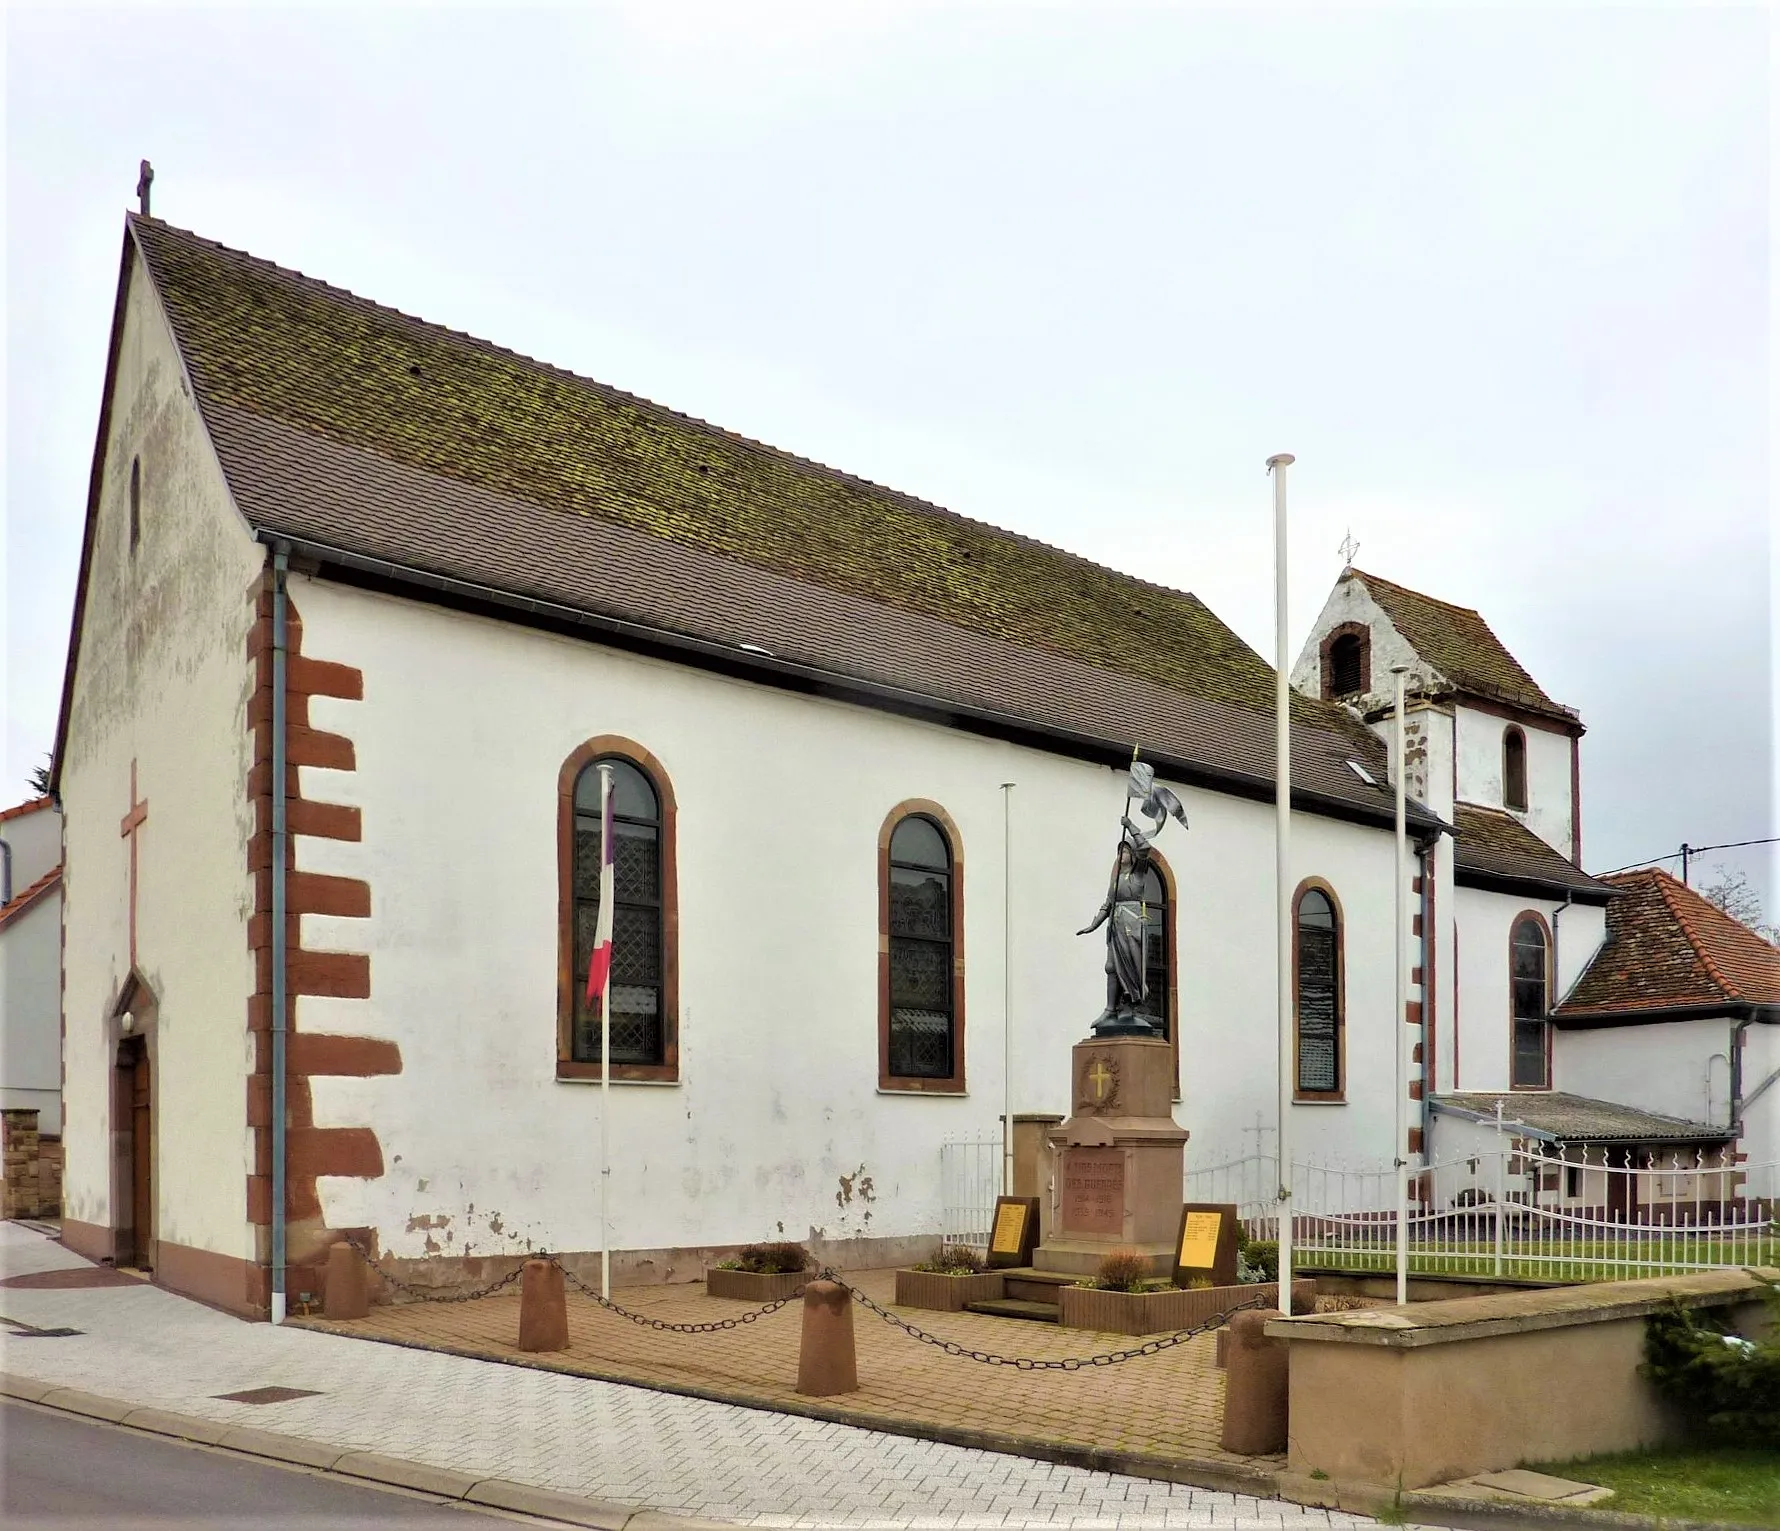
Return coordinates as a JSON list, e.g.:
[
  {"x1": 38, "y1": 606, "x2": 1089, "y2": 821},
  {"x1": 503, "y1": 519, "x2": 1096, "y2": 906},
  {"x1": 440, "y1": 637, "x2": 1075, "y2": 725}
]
[{"x1": 5, "y1": 4, "x2": 1772, "y2": 905}]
